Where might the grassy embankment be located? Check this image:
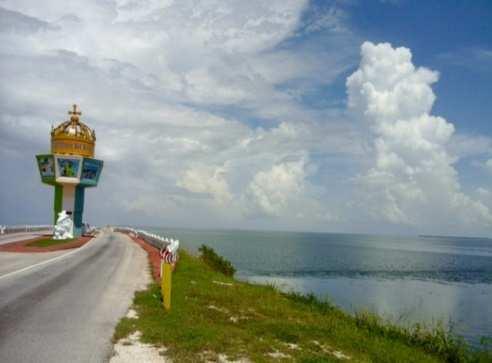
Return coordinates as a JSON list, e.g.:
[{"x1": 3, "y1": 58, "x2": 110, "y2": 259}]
[
  {"x1": 114, "y1": 246, "x2": 492, "y2": 362},
  {"x1": 28, "y1": 238, "x2": 75, "y2": 247}
]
